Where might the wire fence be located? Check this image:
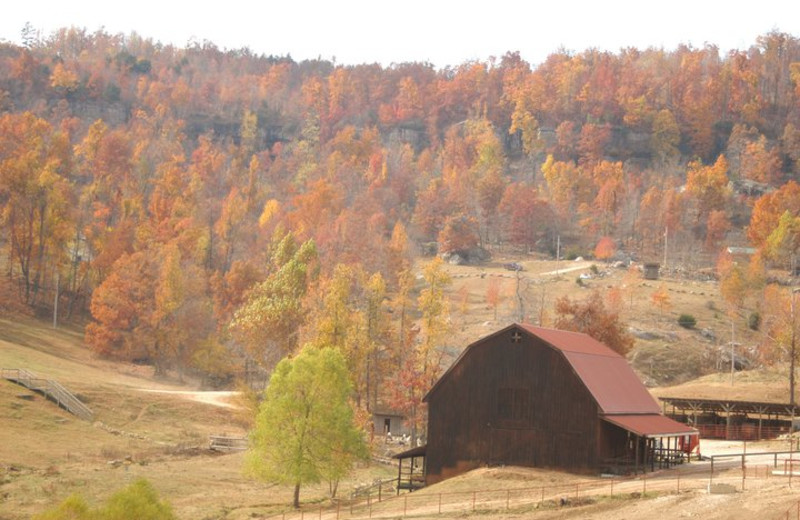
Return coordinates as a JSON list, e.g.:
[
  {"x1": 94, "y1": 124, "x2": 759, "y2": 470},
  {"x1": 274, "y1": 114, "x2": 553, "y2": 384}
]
[{"x1": 264, "y1": 460, "x2": 800, "y2": 520}]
